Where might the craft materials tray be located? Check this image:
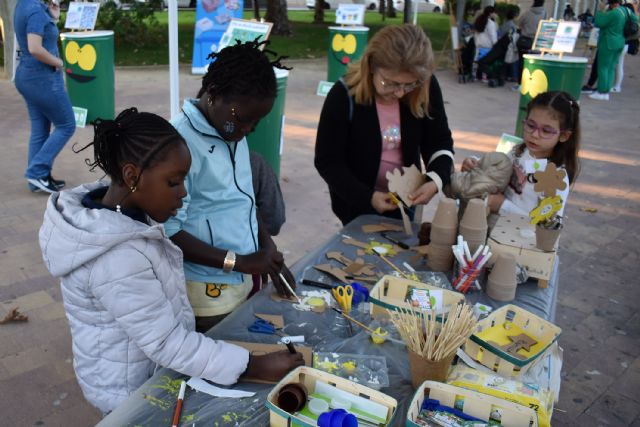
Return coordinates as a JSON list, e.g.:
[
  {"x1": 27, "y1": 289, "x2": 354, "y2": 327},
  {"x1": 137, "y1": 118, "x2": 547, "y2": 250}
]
[
  {"x1": 266, "y1": 366, "x2": 398, "y2": 427},
  {"x1": 369, "y1": 275, "x2": 464, "y2": 319},
  {"x1": 462, "y1": 304, "x2": 562, "y2": 377},
  {"x1": 313, "y1": 352, "x2": 390, "y2": 390},
  {"x1": 406, "y1": 380, "x2": 539, "y2": 427}
]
